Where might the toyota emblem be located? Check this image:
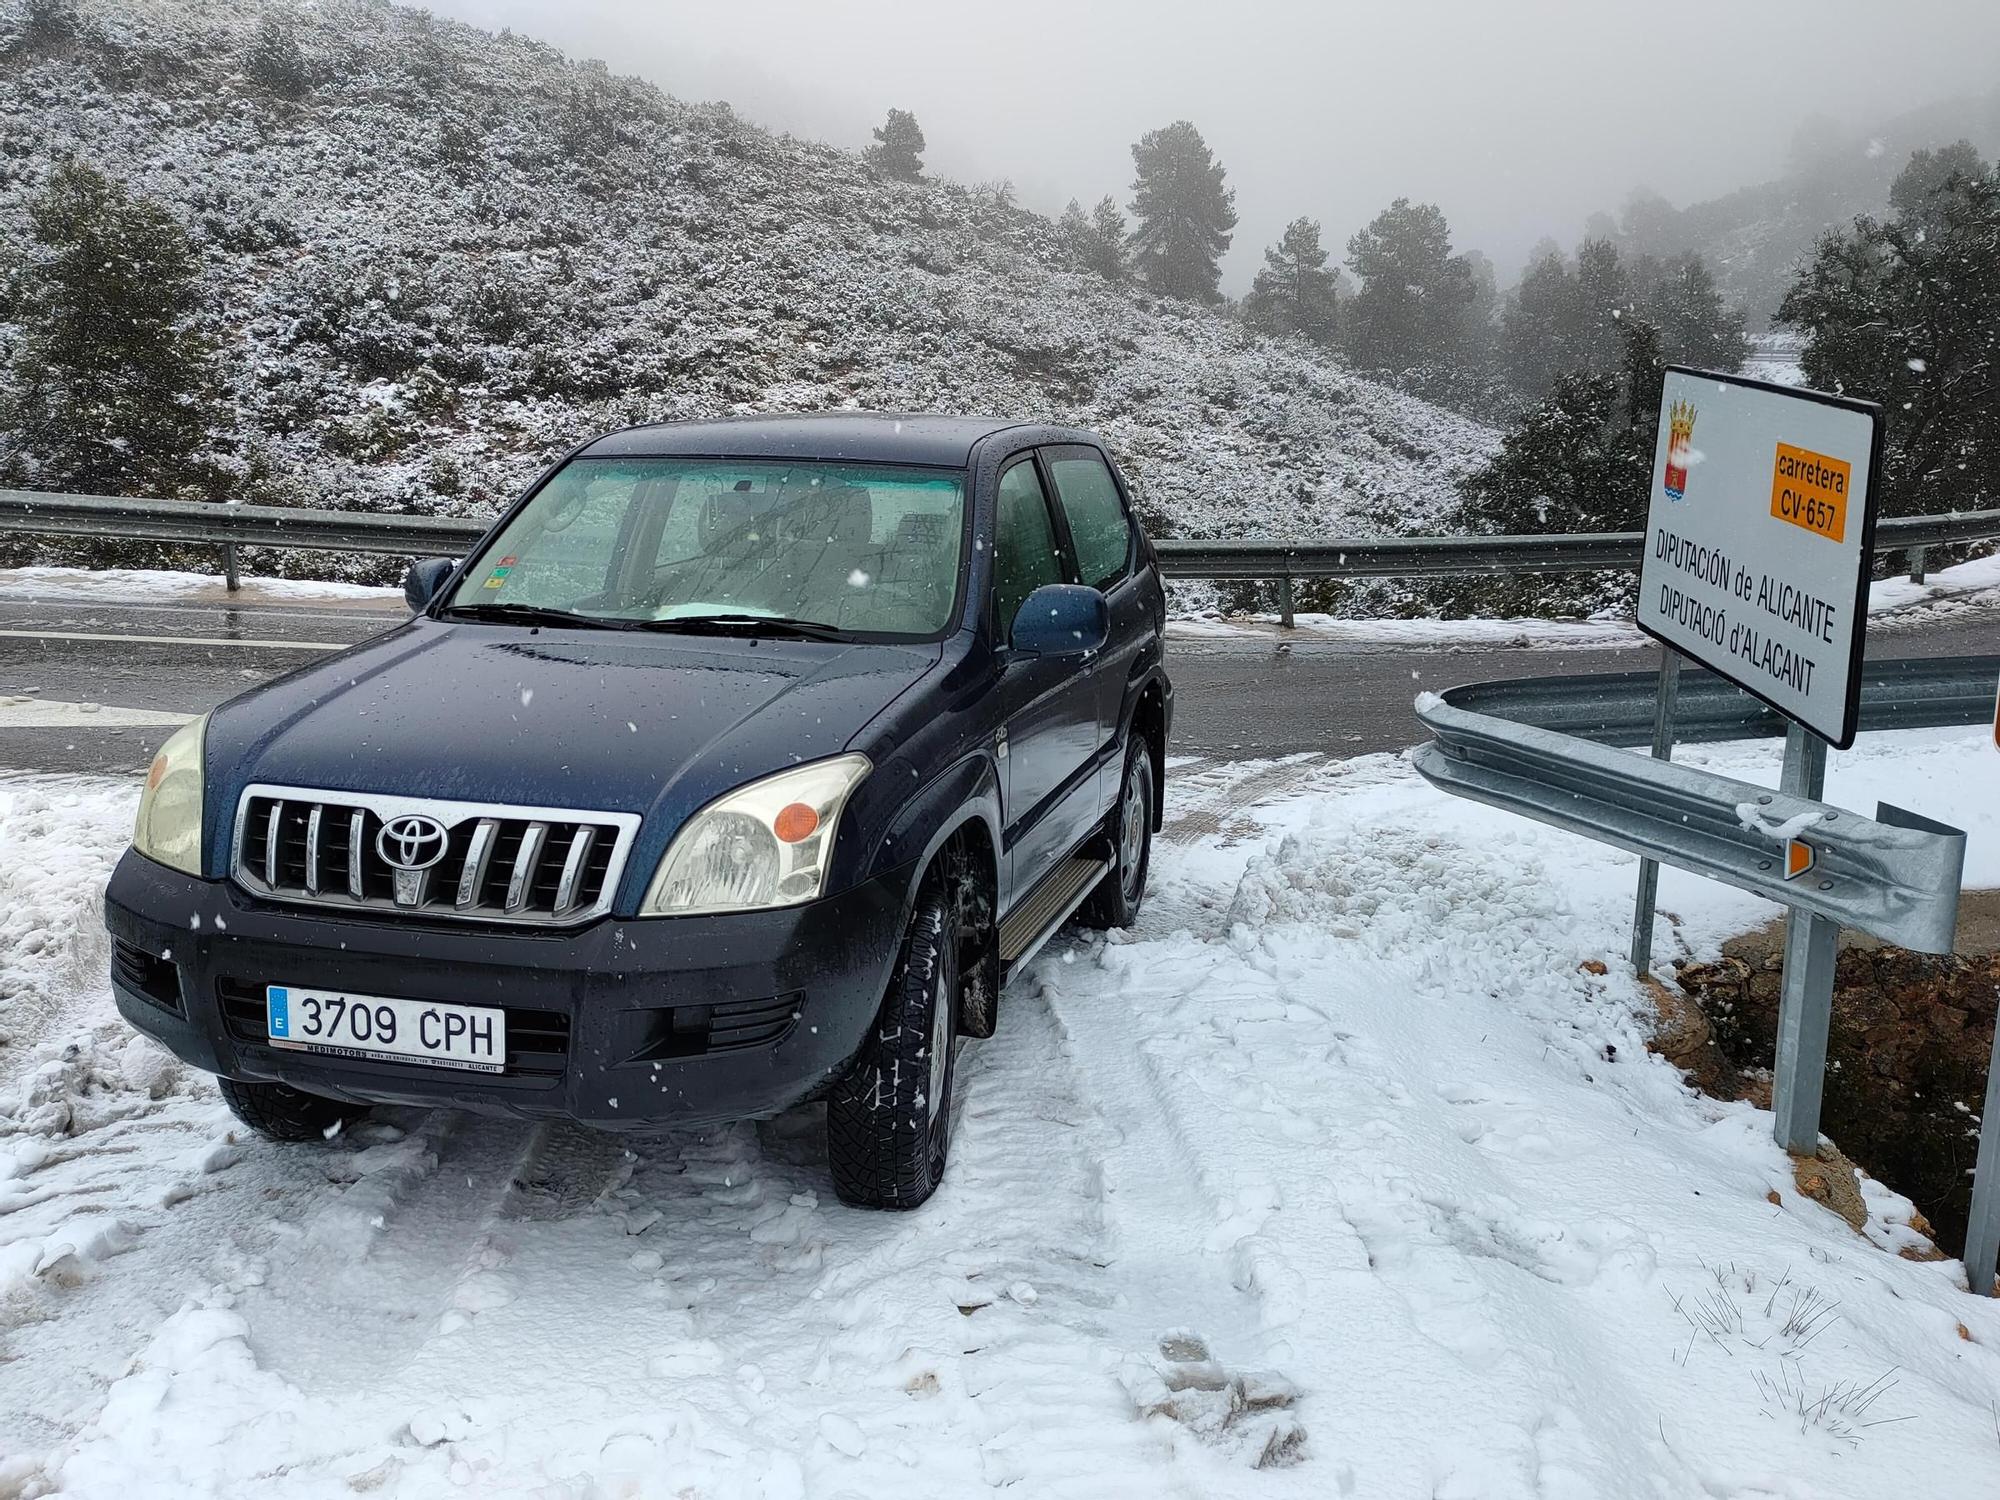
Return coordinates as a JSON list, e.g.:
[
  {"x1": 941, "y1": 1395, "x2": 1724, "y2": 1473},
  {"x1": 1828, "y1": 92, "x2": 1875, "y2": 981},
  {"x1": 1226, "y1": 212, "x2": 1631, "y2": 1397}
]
[{"x1": 376, "y1": 813, "x2": 450, "y2": 872}]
